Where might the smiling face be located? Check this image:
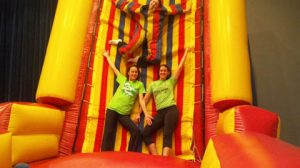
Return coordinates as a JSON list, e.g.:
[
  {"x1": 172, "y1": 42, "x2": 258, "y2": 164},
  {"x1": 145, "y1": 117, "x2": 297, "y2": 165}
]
[
  {"x1": 127, "y1": 66, "x2": 139, "y2": 81},
  {"x1": 159, "y1": 65, "x2": 171, "y2": 80},
  {"x1": 149, "y1": 0, "x2": 160, "y2": 11}
]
